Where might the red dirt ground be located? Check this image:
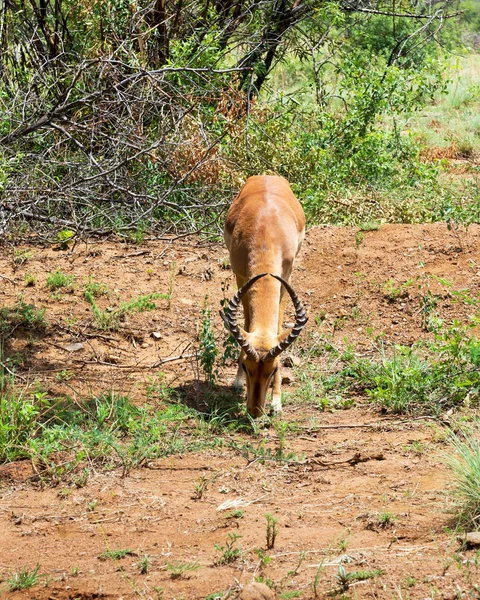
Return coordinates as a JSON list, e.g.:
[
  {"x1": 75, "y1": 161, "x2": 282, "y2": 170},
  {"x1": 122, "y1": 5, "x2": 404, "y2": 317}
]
[{"x1": 1, "y1": 223, "x2": 480, "y2": 599}]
